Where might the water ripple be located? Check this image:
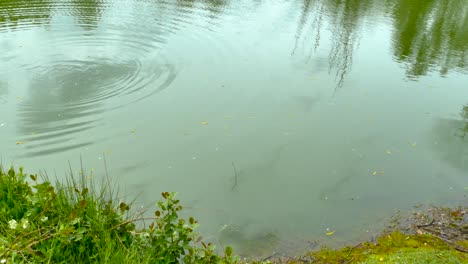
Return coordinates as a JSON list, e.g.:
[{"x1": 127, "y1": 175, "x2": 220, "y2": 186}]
[
  {"x1": 0, "y1": 0, "x2": 244, "y2": 157},
  {"x1": 0, "y1": 0, "x2": 183, "y2": 157}
]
